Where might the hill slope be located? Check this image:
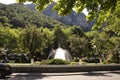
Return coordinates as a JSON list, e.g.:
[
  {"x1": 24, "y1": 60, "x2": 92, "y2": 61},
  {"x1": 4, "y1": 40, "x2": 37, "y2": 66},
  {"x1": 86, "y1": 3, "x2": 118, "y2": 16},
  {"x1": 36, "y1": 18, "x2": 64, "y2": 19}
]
[{"x1": 0, "y1": 3, "x2": 65, "y2": 28}]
